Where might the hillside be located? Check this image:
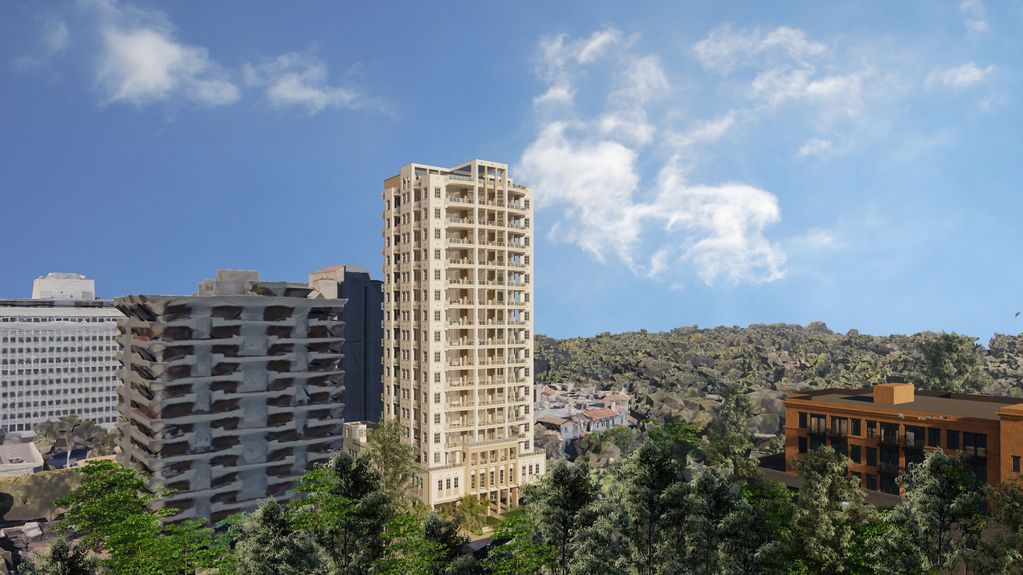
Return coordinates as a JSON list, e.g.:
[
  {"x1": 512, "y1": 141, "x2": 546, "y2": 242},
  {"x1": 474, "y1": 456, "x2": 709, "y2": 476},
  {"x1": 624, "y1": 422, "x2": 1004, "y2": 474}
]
[{"x1": 534, "y1": 324, "x2": 1023, "y2": 434}]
